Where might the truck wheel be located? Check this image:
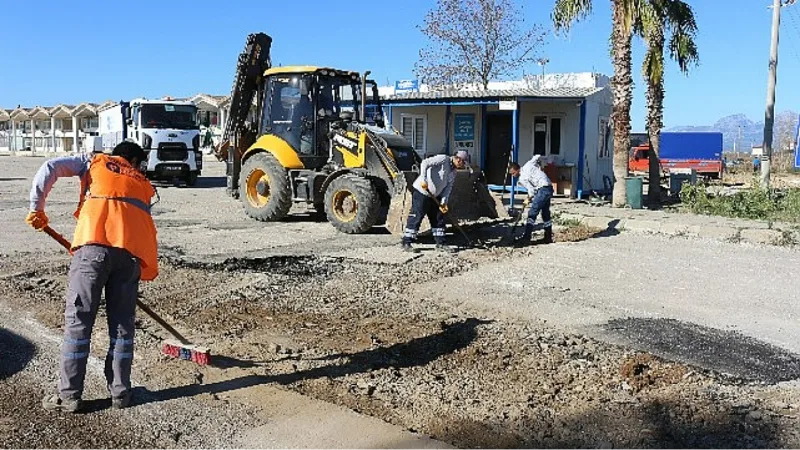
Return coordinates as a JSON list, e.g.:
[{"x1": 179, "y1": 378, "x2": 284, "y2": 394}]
[
  {"x1": 185, "y1": 172, "x2": 198, "y2": 187},
  {"x1": 324, "y1": 175, "x2": 380, "y2": 234},
  {"x1": 240, "y1": 152, "x2": 292, "y2": 221}
]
